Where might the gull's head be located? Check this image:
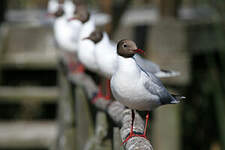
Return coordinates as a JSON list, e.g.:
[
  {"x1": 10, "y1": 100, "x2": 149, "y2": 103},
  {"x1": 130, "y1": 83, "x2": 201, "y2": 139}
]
[
  {"x1": 83, "y1": 30, "x2": 103, "y2": 44},
  {"x1": 68, "y1": 3, "x2": 89, "y2": 23},
  {"x1": 49, "y1": 6, "x2": 64, "y2": 18},
  {"x1": 47, "y1": 0, "x2": 59, "y2": 16},
  {"x1": 117, "y1": 40, "x2": 144, "y2": 58}
]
